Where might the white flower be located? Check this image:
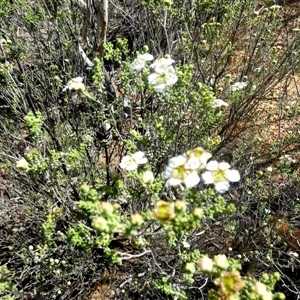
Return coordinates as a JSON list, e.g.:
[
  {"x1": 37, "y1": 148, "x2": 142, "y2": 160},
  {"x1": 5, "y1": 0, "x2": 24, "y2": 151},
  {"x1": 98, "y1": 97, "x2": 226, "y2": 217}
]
[
  {"x1": 130, "y1": 53, "x2": 154, "y2": 73},
  {"x1": 62, "y1": 76, "x2": 85, "y2": 92},
  {"x1": 212, "y1": 98, "x2": 229, "y2": 108},
  {"x1": 119, "y1": 151, "x2": 148, "y2": 171},
  {"x1": 279, "y1": 154, "x2": 294, "y2": 166},
  {"x1": 164, "y1": 155, "x2": 200, "y2": 188},
  {"x1": 148, "y1": 57, "x2": 177, "y2": 92},
  {"x1": 230, "y1": 81, "x2": 247, "y2": 92},
  {"x1": 202, "y1": 160, "x2": 240, "y2": 193},
  {"x1": 164, "y1": 148, "x2": 212, "y2": 188},
  {"x1": 150, "y1": 57, "x2": 175, "y2": 71},
  {"x1": 164, "y1": 155, "x2": 187, "y2": 187},
  {"x1": 148, "y1": 65, "x2": 178, "y2": 92}
]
